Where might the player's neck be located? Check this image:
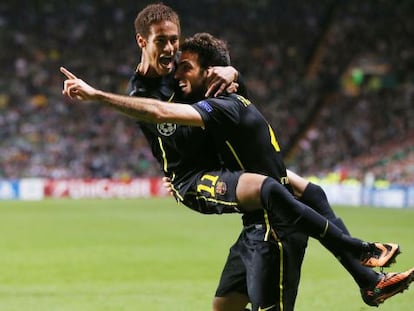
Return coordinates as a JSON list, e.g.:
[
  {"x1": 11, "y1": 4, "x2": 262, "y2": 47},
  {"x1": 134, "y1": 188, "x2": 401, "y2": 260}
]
[
  {"x1": 136, "y1": 62, "x2": 159, "y2": 78},
  {"x1": 185, "y1": 90, "x2": 205, "y2": 102}
]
